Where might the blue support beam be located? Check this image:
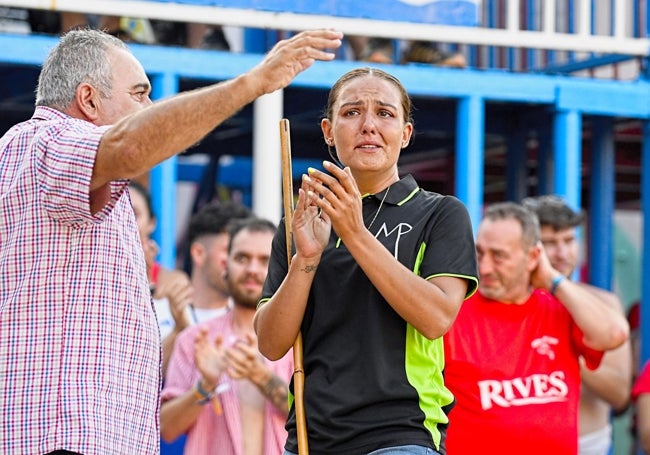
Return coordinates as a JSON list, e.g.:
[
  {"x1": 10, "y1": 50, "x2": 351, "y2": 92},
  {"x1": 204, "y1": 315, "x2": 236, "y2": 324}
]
[
  {"x1": 553, "y1": 108, "x2": 582, "y2": 207},
  {"x1": 641, "y1": 120, "x2": 650, "y2": 367},
  {"x1": 534, "y1": 54, "x2": 635, "y2": 74},
  {"x1": 553, "y1": 108, "x2": 582, "y2": 282},
  {"x1": 2, "y1": 34, "x2": 650, "y2": 118},
  {"x1": 487, "y1": 0, "x2": 498, "y2": 69},
  {"x1": 589, "y1": 117, "x2": 615, "y2": 290},
  {"x1": 149, "y1": 72, "x2": 179, "y2": 269},
  {"x1": 243, "y1": 28, "x2": 269, "y2": 53},
  {"x1": 456, "y1": 95, "x2": 485, "y2": 233}
]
